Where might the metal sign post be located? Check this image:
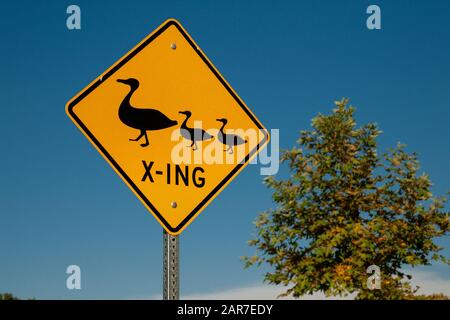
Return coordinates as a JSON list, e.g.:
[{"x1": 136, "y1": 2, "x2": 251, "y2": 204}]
[{"x1": 163, "y1": 229, "x2": 179, "y2": 300}]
